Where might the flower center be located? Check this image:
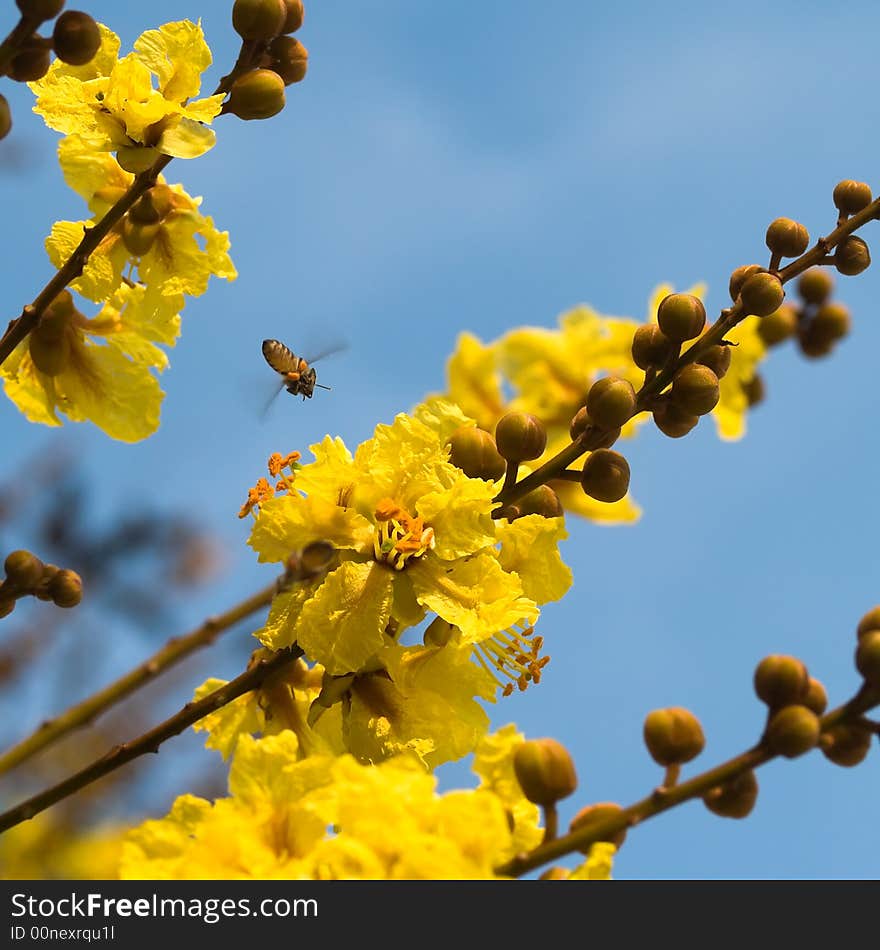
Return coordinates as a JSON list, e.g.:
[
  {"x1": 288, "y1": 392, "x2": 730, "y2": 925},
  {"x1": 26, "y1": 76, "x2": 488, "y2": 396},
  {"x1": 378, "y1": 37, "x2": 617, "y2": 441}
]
[{"x1": 372, "y1": 498, "x2": 435, "y2": 571}]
